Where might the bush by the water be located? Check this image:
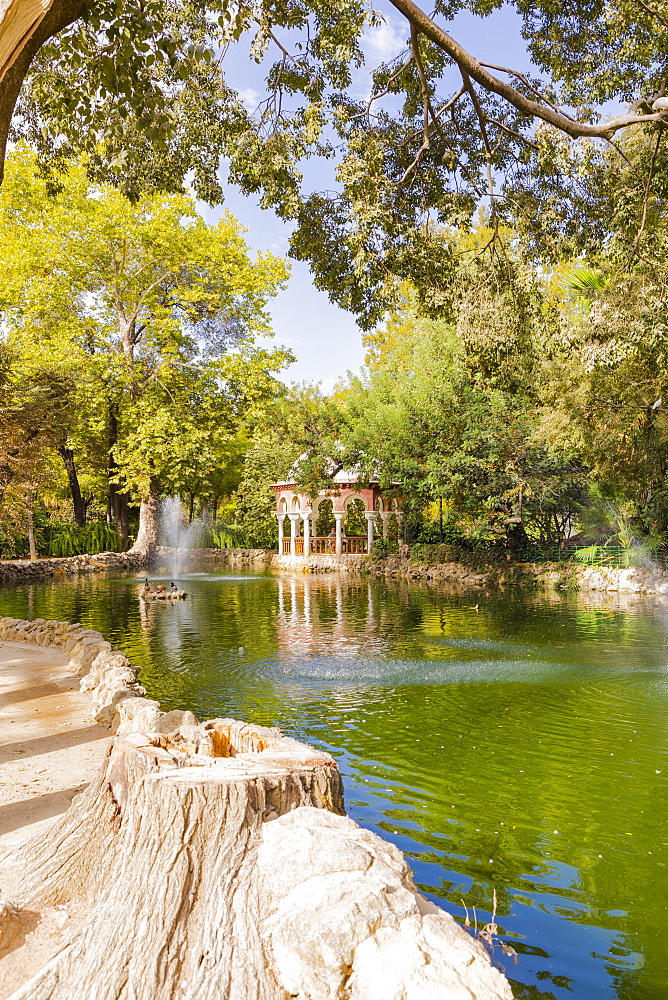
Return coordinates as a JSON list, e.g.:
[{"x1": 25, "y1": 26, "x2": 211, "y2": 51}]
[
  {"x1": 369, "y1": 538, "x2": 399, "y2": 560},
  {"x1": 198, "y1": 521, "x2": 250, "y2": 549},
  {"x1": 409, "y1": 541, "x2": 511, "y2": 568},
  {"x1": 0, "y1": 522, "x2": 124, "y2": 559},
  {"x1": 41, "y1": 523, "x2": 123, "y2": 556}
]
